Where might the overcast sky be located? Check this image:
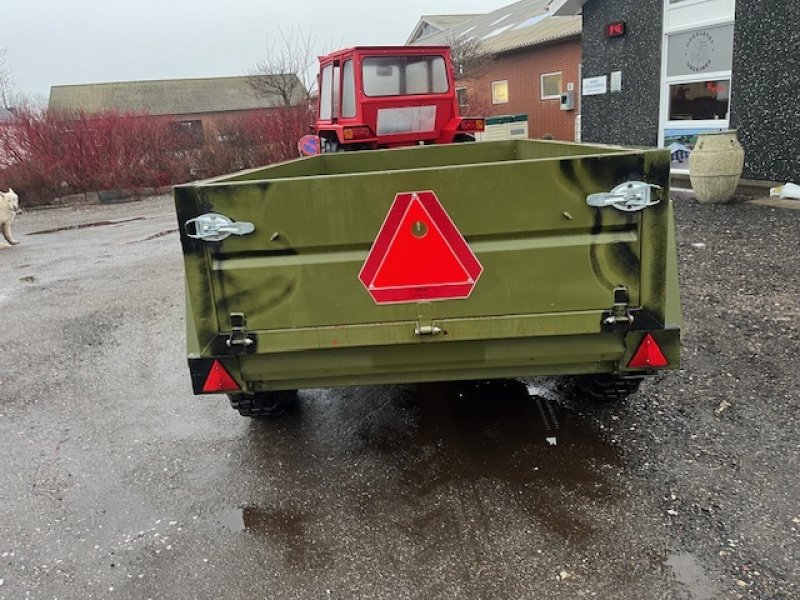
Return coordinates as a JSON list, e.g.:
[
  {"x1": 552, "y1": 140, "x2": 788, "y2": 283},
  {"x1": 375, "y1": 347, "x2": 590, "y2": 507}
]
[{"x1": 0, "y1": 0, "x2": 514, "y2": 100}]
